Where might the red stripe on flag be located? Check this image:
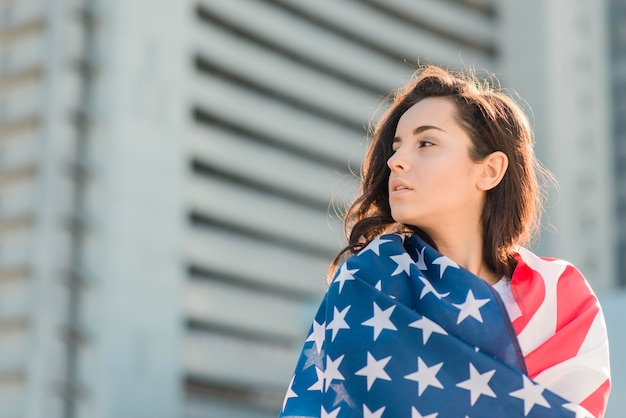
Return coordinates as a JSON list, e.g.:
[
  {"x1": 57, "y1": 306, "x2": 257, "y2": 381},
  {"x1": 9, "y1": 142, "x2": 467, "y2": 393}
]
[
  {"x1": 524, "y1": 306, "x2": 598, "y2": 378},
  {"x1": 580, "y1": 378, "x2": 611, "y2": 418},
  {"x1": 556, "y1": 265, "x2": 599, "y2": 331},
  {"x1": 523, "y1": 265, "x2": 599, "y2": 378},
  {"x1": 510, "y1": 254, "x2": 546, "y2": 335}
]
